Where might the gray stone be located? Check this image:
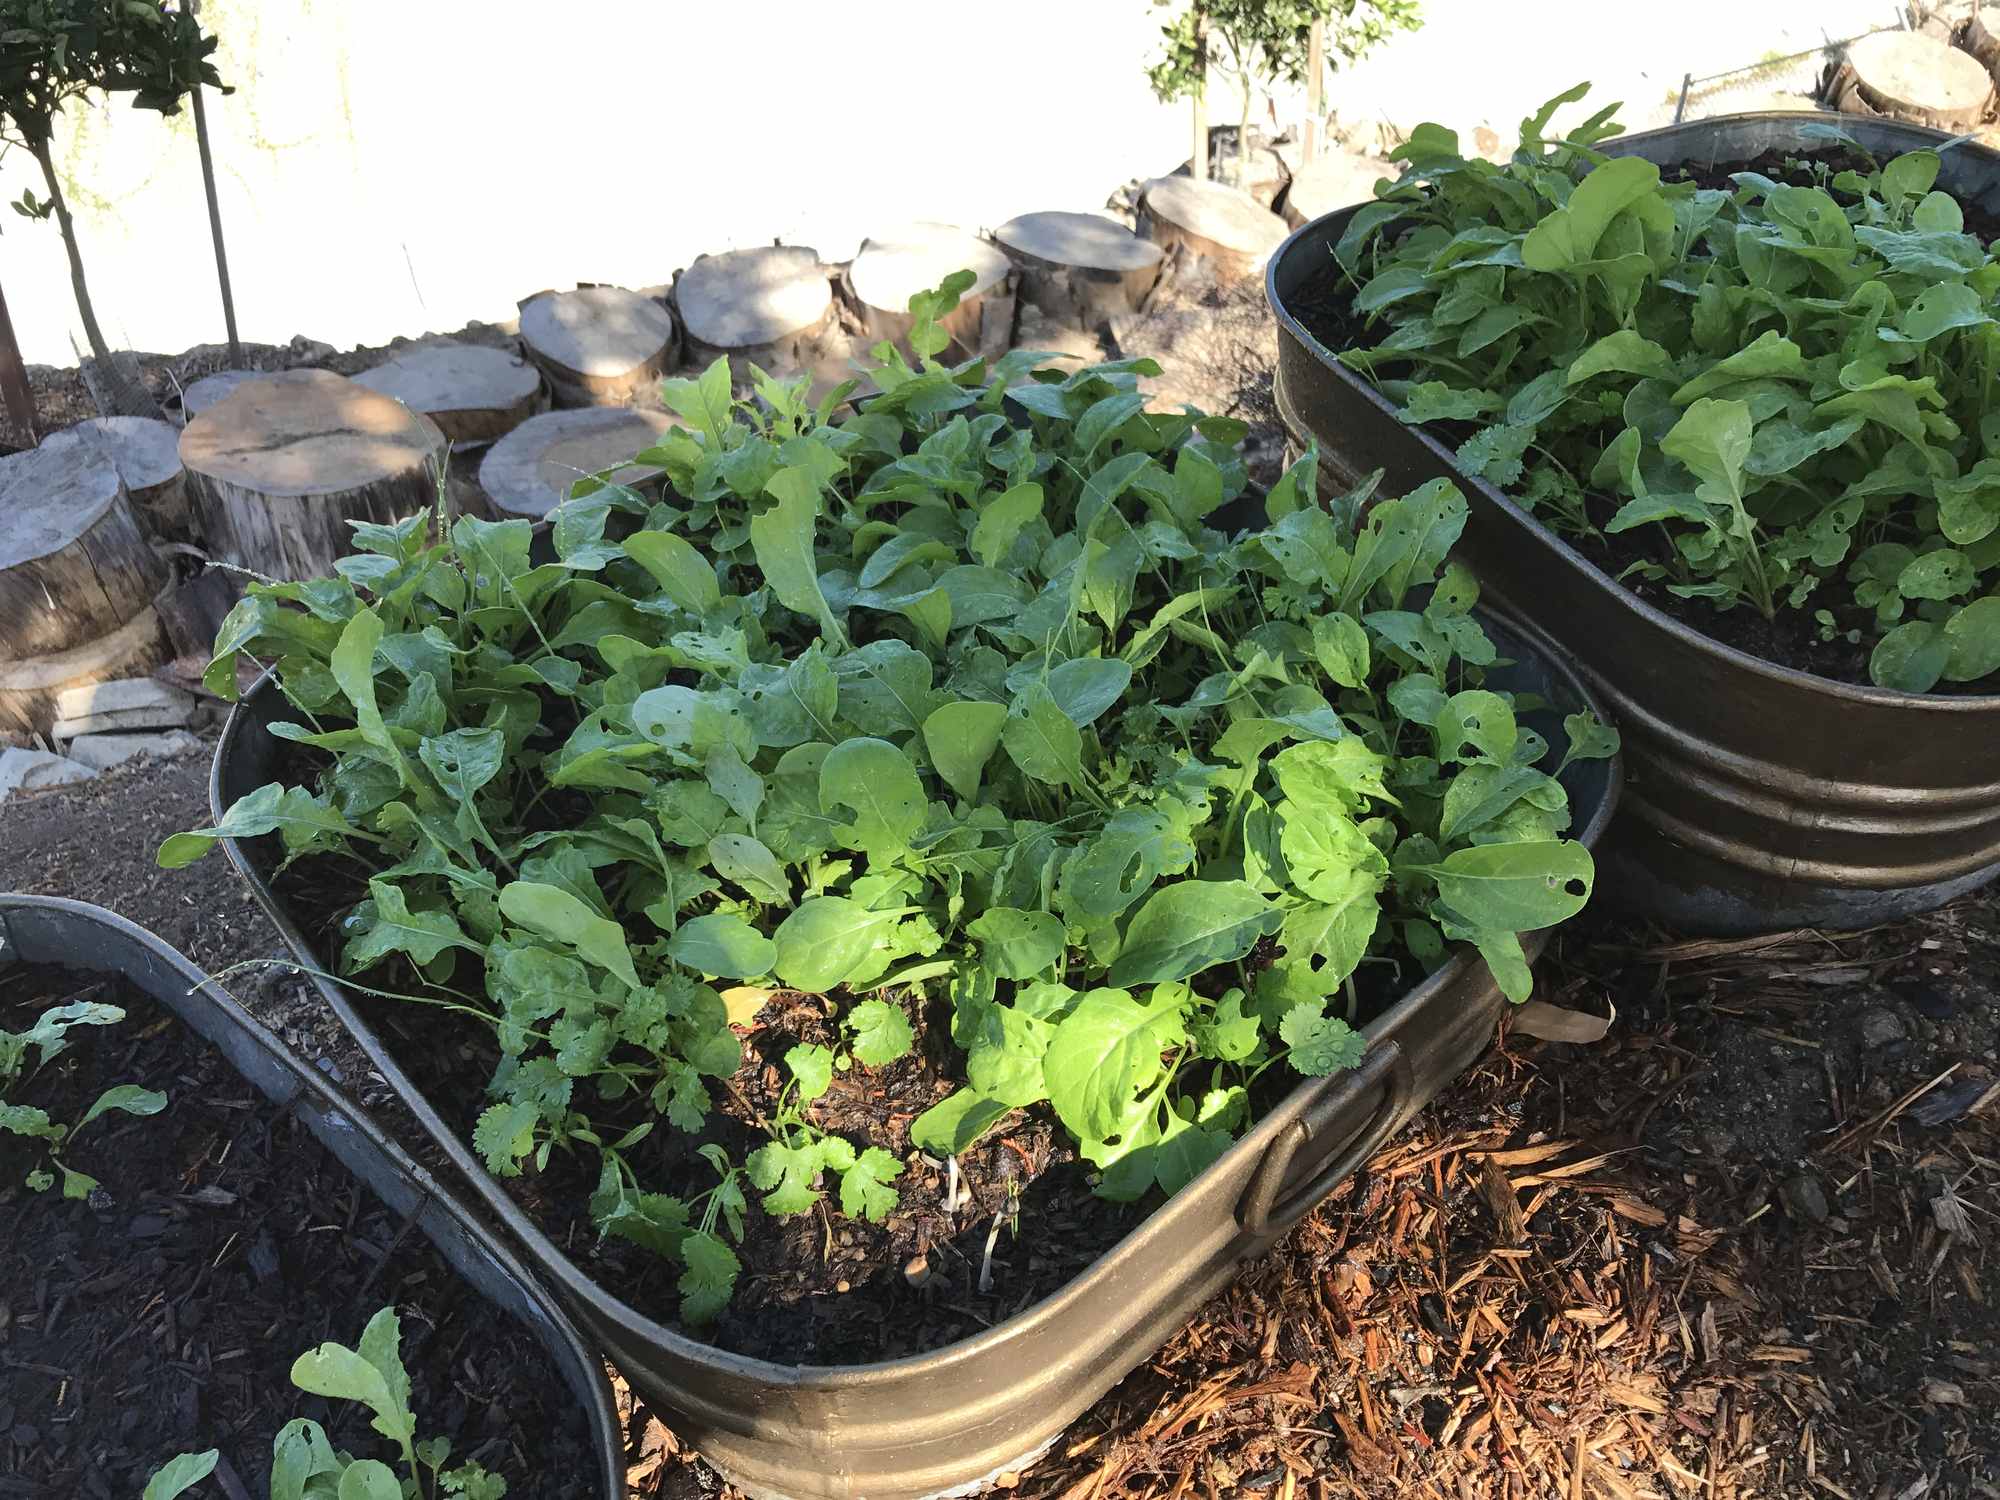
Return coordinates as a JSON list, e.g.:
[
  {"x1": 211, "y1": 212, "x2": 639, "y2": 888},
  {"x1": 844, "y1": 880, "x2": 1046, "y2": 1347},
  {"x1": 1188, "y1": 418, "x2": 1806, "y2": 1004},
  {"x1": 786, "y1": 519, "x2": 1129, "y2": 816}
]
[
  {"x1": 1780, "y1": 1172, "x2": 1830, "y2": 1225},
  {"x1": 50, "y1": 677, "x2": 195, "y2": 739},
  {"x1": 63, "y1": 729, "x2": 203, "y2": 771},
  {"x1": 0, "y1": 747, "x2": 96, "y2": 801},
  {"x1": 1859, "y1": 1007, "x2": 1909, "y2": 1050}
]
